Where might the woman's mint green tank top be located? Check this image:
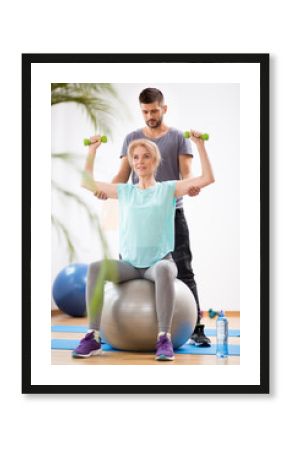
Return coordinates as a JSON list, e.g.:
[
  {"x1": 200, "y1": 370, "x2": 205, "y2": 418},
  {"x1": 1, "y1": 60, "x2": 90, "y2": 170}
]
[{"x1": 117, "y1": 181, "x2": 176, "y2": 268}]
